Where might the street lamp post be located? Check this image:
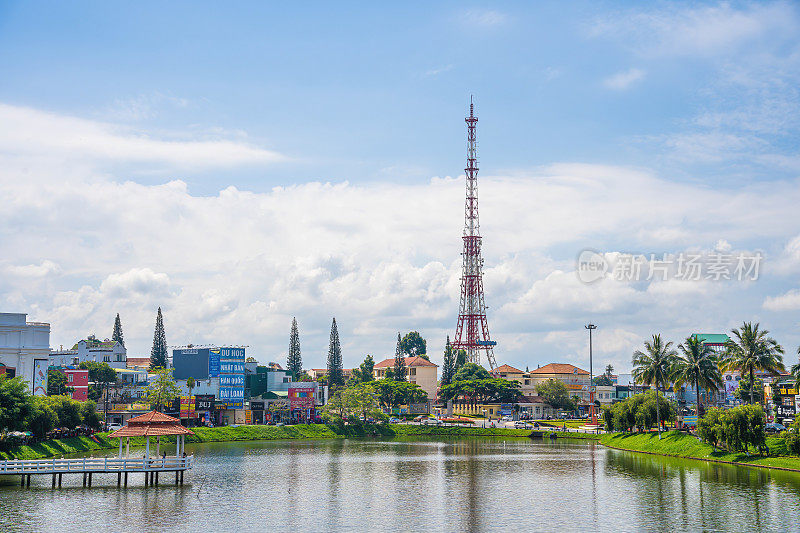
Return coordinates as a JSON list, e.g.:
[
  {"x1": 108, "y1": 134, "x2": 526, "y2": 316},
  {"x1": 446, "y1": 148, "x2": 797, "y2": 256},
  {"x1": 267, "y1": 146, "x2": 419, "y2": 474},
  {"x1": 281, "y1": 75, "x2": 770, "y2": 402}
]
[
  {"x1": 585, "y1": 324, "x2": 597, "y2": 425},
  {"x1": 482, "y1": 409, "x2": 486, "y2": 428}
]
